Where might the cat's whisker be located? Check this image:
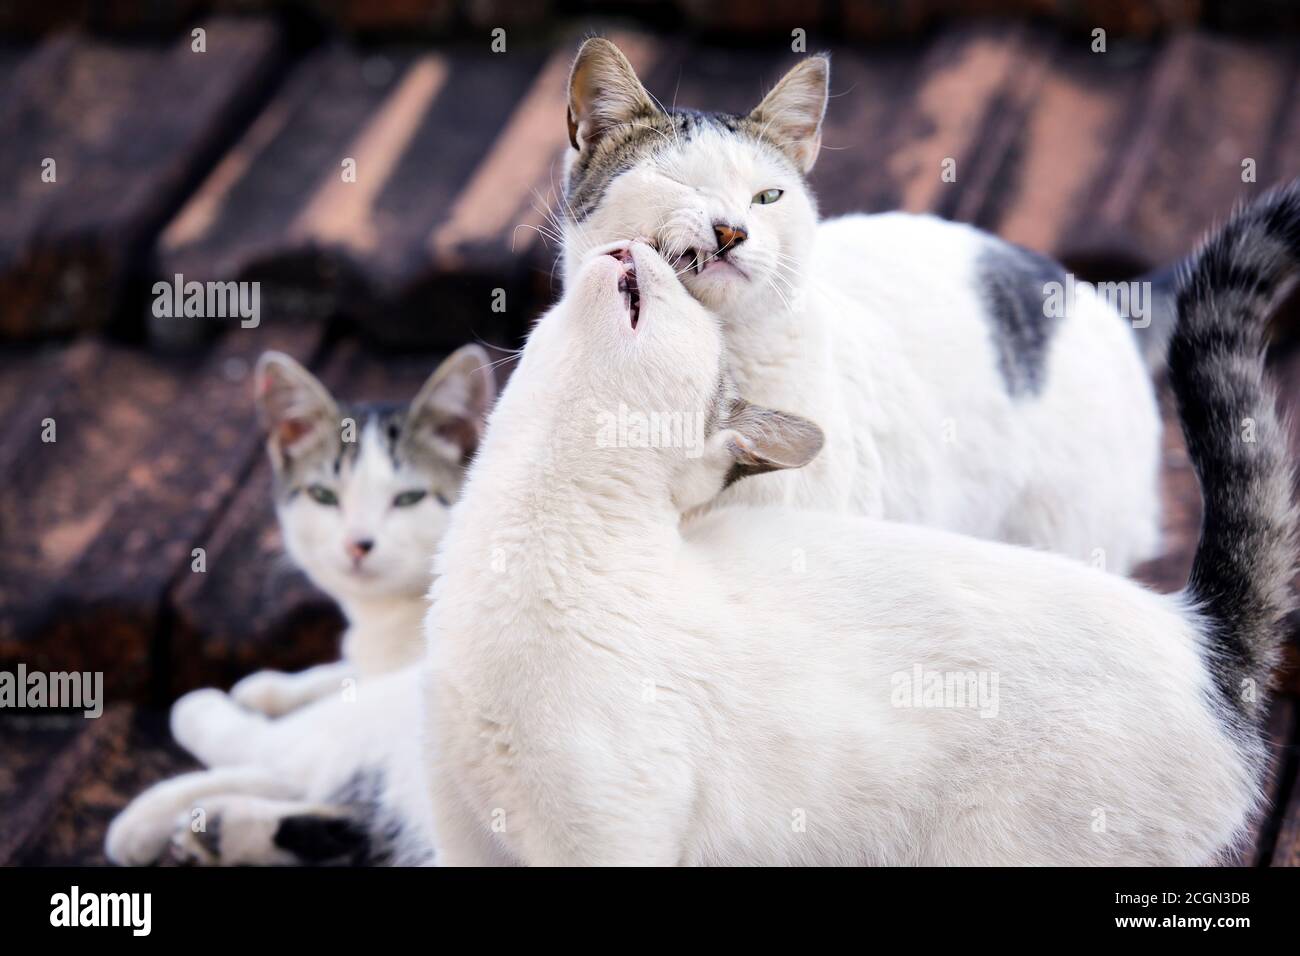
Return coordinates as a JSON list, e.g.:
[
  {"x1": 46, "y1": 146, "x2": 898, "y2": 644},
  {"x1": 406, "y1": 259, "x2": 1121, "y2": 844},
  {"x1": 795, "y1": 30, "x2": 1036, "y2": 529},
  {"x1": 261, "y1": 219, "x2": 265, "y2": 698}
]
[
  {"x1": 477, "y1": 353, "x2": 522, "y2": 376},
  {"x1": 768, "y1": 258, "x2": 806, "y2": 285},
  {"x1": 764, "y1": 275, "x2": 796, "y2": 313},
  {"x1": 545, "y1": 162, "x2": 592, "y2": 241},
  {"x1": 644, "y1": 86, "x2": 683, "y2": 152},
  {"x1": 529, "y1": 190, "x2": 568, "y2": 237},
  {"x1": 512, "y1": 222, "x2": 562, "y2": 252}
]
